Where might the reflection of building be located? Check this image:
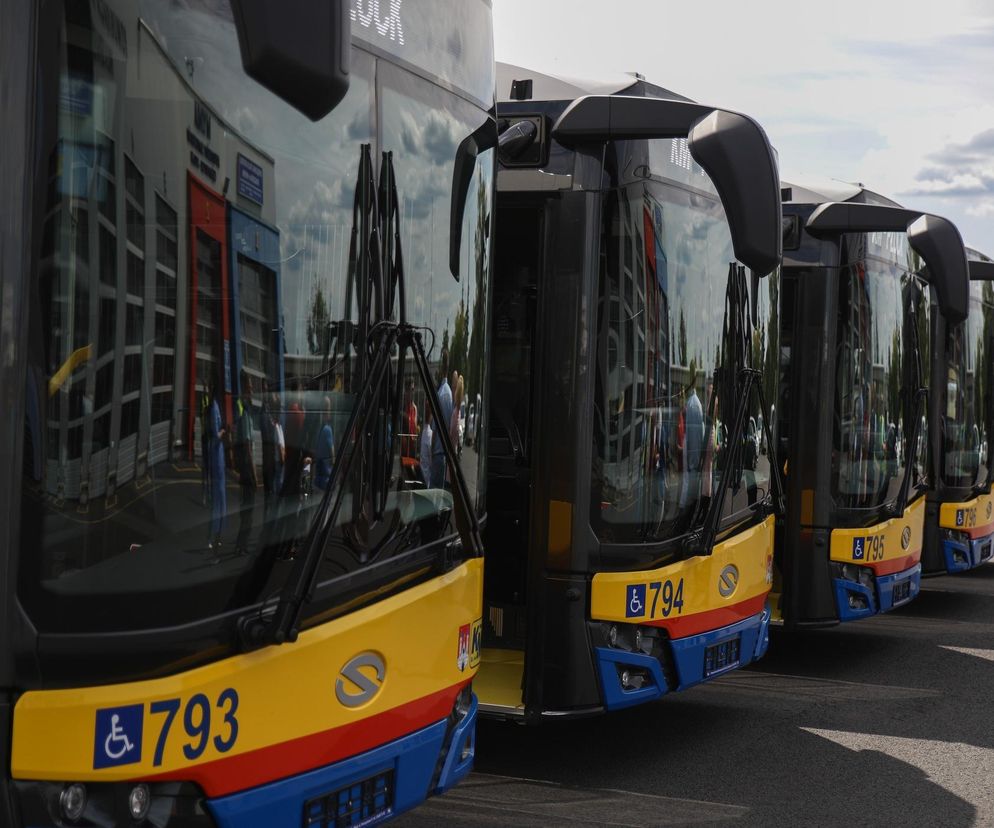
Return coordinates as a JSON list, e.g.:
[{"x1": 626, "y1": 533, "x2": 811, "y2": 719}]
[{"x1": 43, "y1": 3, "x2": 281, "y2": 503}]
